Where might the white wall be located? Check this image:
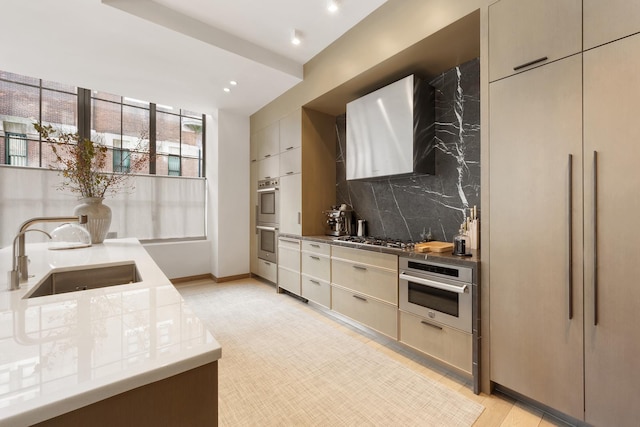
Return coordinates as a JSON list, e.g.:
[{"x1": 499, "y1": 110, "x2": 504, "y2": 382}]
[{"x1": 207, "y1": 111, "x2": 250, "y2": 279}]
